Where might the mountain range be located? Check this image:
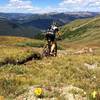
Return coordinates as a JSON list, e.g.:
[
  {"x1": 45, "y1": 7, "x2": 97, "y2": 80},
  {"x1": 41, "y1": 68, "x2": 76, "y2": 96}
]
[{"x1": 0, "y1": 12, "x2": 100, "y2": 38}]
